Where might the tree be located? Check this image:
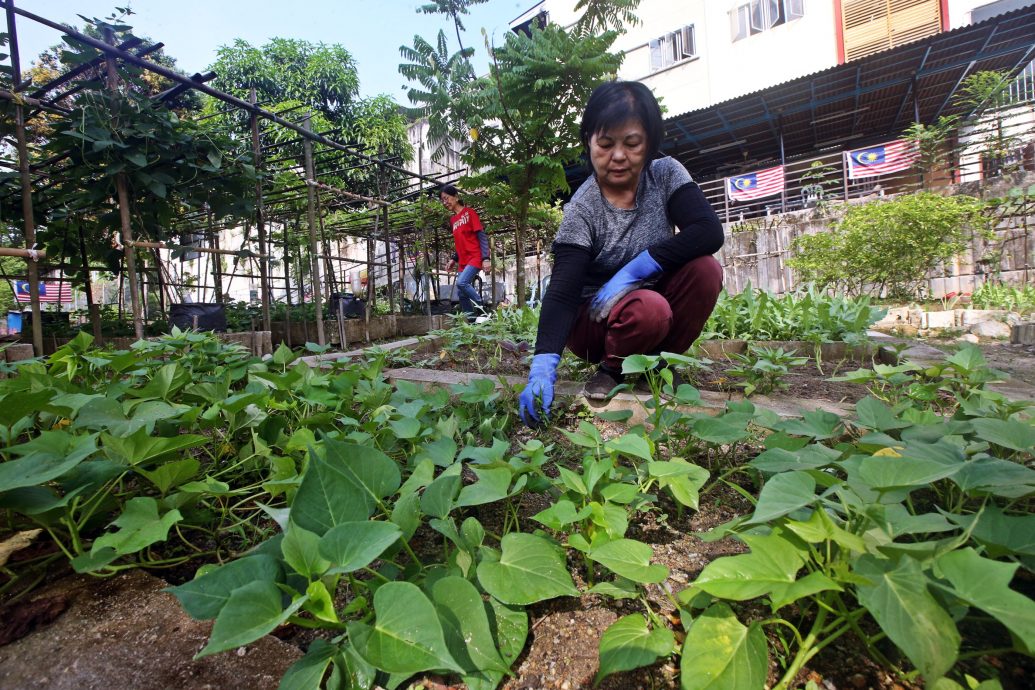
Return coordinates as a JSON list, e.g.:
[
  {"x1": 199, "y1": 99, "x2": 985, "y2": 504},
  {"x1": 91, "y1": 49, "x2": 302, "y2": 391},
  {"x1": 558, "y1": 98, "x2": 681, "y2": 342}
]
[
  {"x1": 417, "y1": 0, "x2": 489, "y2": 57},
  {"x1": 903, "y1": 114, "x2": 959, "y2": 186},
  {"x1": 572, "y1": 0, "x2": 642, "y2": 35},
  {"x1": 206, "y1": 38, "x2": 411, "y2": 198},
  {"x1": 458, "y1": 24, "x2": 623, "y2": 304},
  {"x1": 788, "y1": 192, "x2": 989, "y2": 299},
  {"x1": 208, "y1": 38, "x2": 360, "y2": 124},
  {"x1": 954, "y1": 70, "x2": 1025, "y2": 177},
  {"x1": 398, "y1": 30, "x2": 474, "y2": 161}
]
